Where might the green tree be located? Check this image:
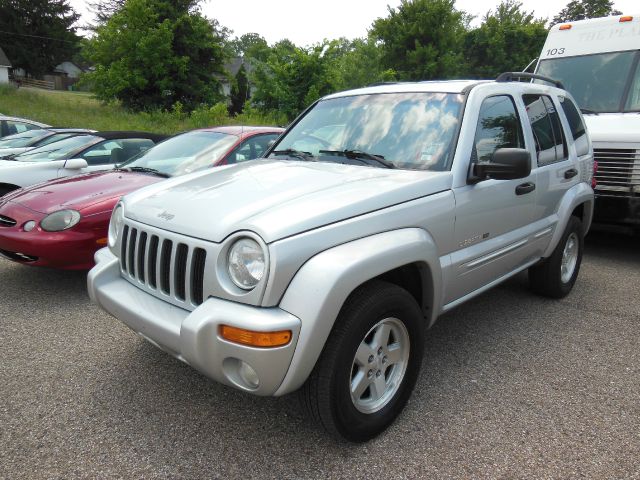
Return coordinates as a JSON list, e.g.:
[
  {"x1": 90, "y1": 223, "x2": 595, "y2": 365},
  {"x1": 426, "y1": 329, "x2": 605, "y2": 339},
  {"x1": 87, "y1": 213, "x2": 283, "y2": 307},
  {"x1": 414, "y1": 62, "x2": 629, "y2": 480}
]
[
  {"x1": 464, "y1": 0, "x2": 548, "y2": 78},
  {"x1": 230, "y1": 33, "x2": 270, "y2": 62},
  {"x1": 371, "y1": 0, "x2": 469, "y2": 81},
  {"x1": 0, "y1": 0, "x2": 79, "y2": 77},
  {"x1": 250, "y1": 40, "x2": 336, "y2": 120},
  {"x1": 87, "y1": 0, "x2": 125, "y2": 25},
  {"x1": 85, "y1": 0, "x2": 228, "y2": 111},
  {"x1": 552, "y1": 0, "x2": 622, "y2": 24},
  {"x1": 323, "y1": 37, "x2": 396, "y2": 91}
]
